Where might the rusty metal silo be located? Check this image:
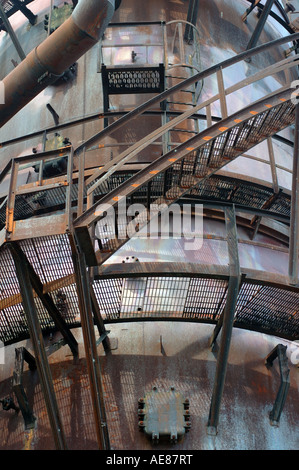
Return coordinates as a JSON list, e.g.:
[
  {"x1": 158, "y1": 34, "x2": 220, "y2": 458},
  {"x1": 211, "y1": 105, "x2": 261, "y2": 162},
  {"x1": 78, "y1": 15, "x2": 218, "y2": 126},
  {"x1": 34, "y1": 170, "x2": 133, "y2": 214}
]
[{"x1": 0, "y1": 0, "x2": 298, "y2": 451}]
